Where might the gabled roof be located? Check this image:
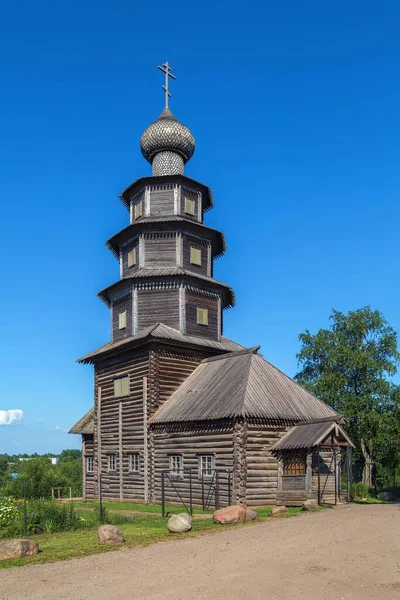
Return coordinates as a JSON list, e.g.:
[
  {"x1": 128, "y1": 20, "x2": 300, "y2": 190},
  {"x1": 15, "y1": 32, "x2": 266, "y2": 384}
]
[
  {"x1": 271, "y1": 419, "x2": 354, "y2": 450},
  {"x1": 106, "y1": 217, "x2": 226, "y2": 260},
  {"x1": 69, "y1": 407, "x2": 94, "y2": 435},
  {"x1": 77, "y1": 323, "x2": 244, "y2": 364},
  {"x1": 97, "y1": 268, "x2": 235, "y2": 309},
  {"x1": 150, "y1": 348, "x2": 339, "y2": 424}
]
